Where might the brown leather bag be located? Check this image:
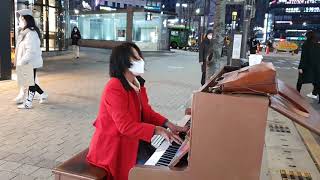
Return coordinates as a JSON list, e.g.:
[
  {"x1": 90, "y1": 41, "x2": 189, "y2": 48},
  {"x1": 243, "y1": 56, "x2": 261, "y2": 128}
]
[{"x1": 215, "y1": 62, "x2": 278, "y2": 94}]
